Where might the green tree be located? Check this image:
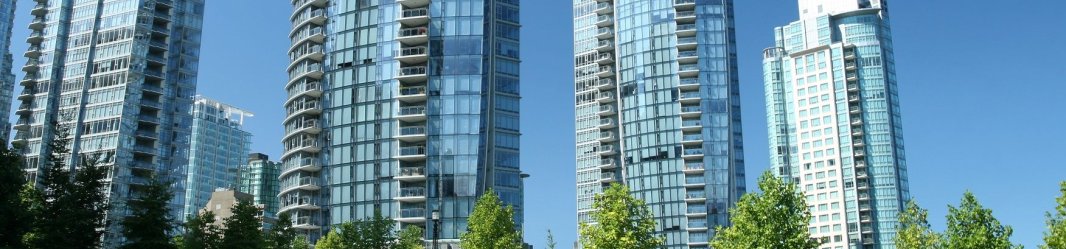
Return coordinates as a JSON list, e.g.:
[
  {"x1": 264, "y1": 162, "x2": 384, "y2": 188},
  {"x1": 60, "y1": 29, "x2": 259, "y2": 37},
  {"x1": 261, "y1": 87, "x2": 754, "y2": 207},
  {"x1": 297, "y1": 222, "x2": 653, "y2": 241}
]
[
  {"x1": 291, "y1": 235, "x2": 310, "y2": 249},
  {"x1": 182, "y1": 211, "x2": 222, "y2": 249},
  {"x1": 897, "y1": 200, "x2": 942, "y2": 249},
  {"x1": 1042, "y1": 181, "x2": 1066, "y2": 249},
  {"x1": 943, "y1": 191, "x2": 1020, "y2": 249},
  {"x1": 313, "y1": 230, "x2": 342, "y2": 249},
  {"x1": 267, "y1": 212, "x2": 296, "y2": 249},
  {"x1": 461, "y1": 189, "x2": 523, "y2": 249},
  {"x1": 546, "y1": 229, "x2": 557, "y2": 249},
  {"x1": 121, "y1": 177, "x2": 177, "y2": 249},
  {"x1": 396, "y1": 226, "x2": 425, "y2": 249},
  {"x1": 24, "y1": 126, "x2": 110, "y2": 249},
  {"x1": 578, "y1": 183, "x2": 663, "y2": 249},
  {"x1": 710, "y1": 172, "x2": 819, "y2": 249},
  {"x1": 0, "y1": 143, "x2": 29, "y2": 248},
  {"x1": 220, "y1": 200, "x2": 266, "y2": 249}
]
